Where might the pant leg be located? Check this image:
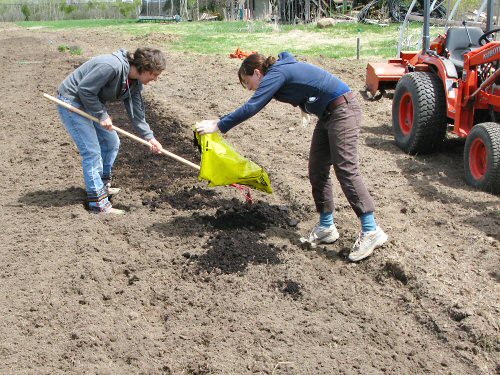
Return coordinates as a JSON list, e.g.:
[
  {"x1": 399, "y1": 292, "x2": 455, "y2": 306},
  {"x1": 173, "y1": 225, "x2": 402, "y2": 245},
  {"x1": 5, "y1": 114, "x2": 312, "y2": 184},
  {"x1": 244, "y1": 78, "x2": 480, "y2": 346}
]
[
  {"x1": 309, "y1": 120, "x2": 335, "y2": 213},
  {"x1": 95, "y1": 123, "x2": 120, "y2": 181},
  {"x1": 57, "y1": 96, "x2": 108, "y2": 203},
  {"x1": 324, "y1": 98, "x2": 375, "y2": 217}
]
